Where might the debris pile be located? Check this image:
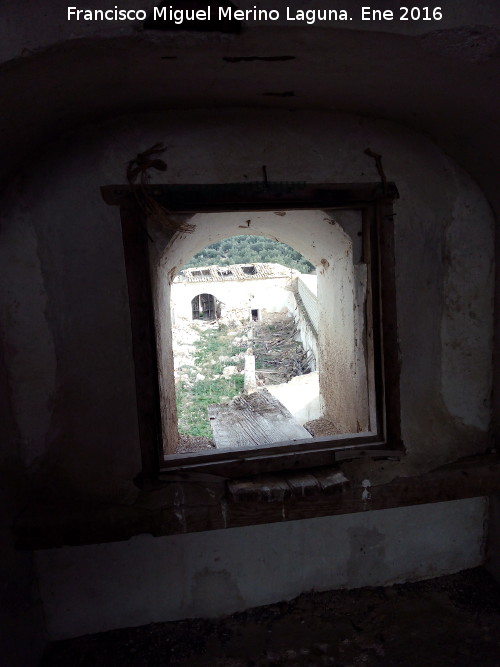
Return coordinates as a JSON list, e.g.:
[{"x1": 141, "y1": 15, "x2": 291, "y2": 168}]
[{"x1": 252, "y1": 317, "x2": 311, "y2": 385}]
